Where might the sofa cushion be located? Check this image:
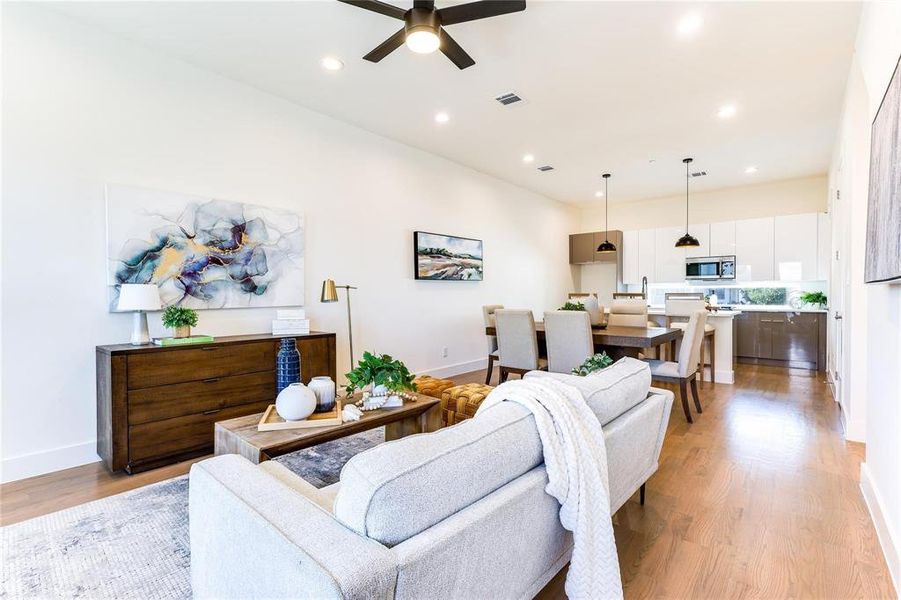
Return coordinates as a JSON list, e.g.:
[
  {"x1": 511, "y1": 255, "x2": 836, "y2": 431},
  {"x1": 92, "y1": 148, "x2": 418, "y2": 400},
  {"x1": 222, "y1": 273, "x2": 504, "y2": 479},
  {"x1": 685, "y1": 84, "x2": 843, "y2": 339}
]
[
  {"x1": 333, "y1": 401, "x2": 543, "y2": 546},
  {"x1": 524, "y1": 357, "x2": 651, "y2": 426}
]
